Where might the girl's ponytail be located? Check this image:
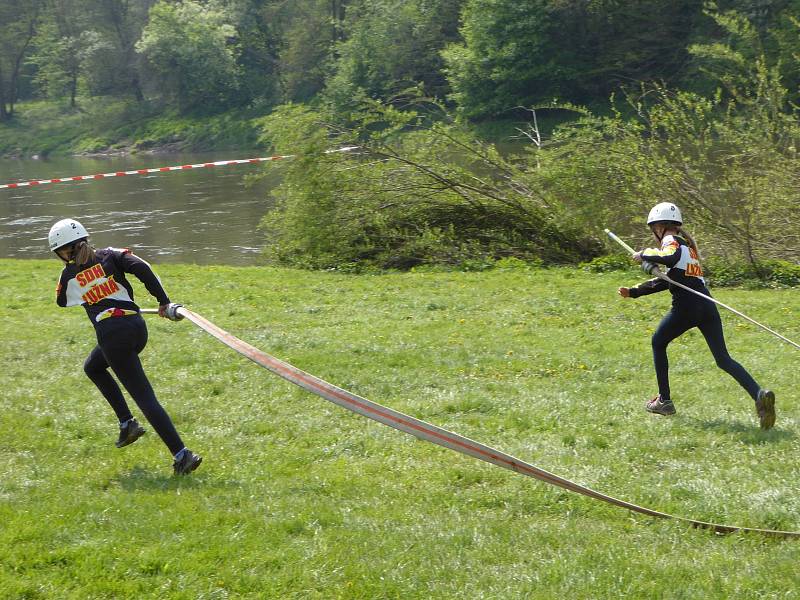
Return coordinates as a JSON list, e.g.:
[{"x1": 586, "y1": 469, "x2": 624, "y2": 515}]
[
  {"x1": 74, "y1": 239, "x2": 96, "y2": 266},
  {"x1": 678, "y1": 228, "x2": 699, "y2": 257}
]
